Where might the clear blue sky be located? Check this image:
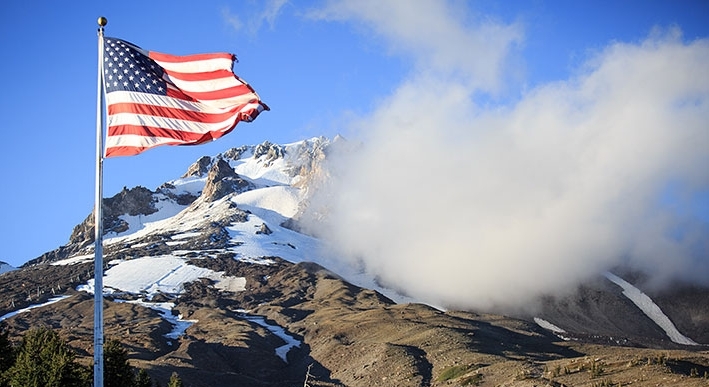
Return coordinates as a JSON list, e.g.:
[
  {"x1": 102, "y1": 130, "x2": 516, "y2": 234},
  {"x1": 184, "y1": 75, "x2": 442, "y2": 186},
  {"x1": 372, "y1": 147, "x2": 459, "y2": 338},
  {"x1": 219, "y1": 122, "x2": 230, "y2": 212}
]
[{"x1": 0, "y1": 0, "x2": 707, "y2": 268}]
